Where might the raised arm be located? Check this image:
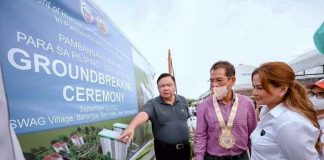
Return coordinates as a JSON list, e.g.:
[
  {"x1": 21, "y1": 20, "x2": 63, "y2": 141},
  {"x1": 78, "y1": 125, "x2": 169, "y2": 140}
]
[{"x1": 118, "y1": 112, "x2": 149, "y2": 143}]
